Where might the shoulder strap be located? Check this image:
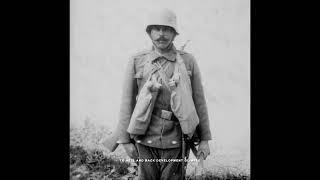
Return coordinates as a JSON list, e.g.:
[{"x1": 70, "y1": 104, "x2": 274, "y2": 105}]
[
  {"x1": 155, "y1": 51, "x2": 188, "y2": 91},
  {"x1": 176, "y1": 52, "x2": 192, "y2": 88},
  {"x1": 147, "y1": 66, "x2": 159, "y2": 81},
  {"x1": 154, "y1": 61, "x2": 171, "y2": 91}
]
